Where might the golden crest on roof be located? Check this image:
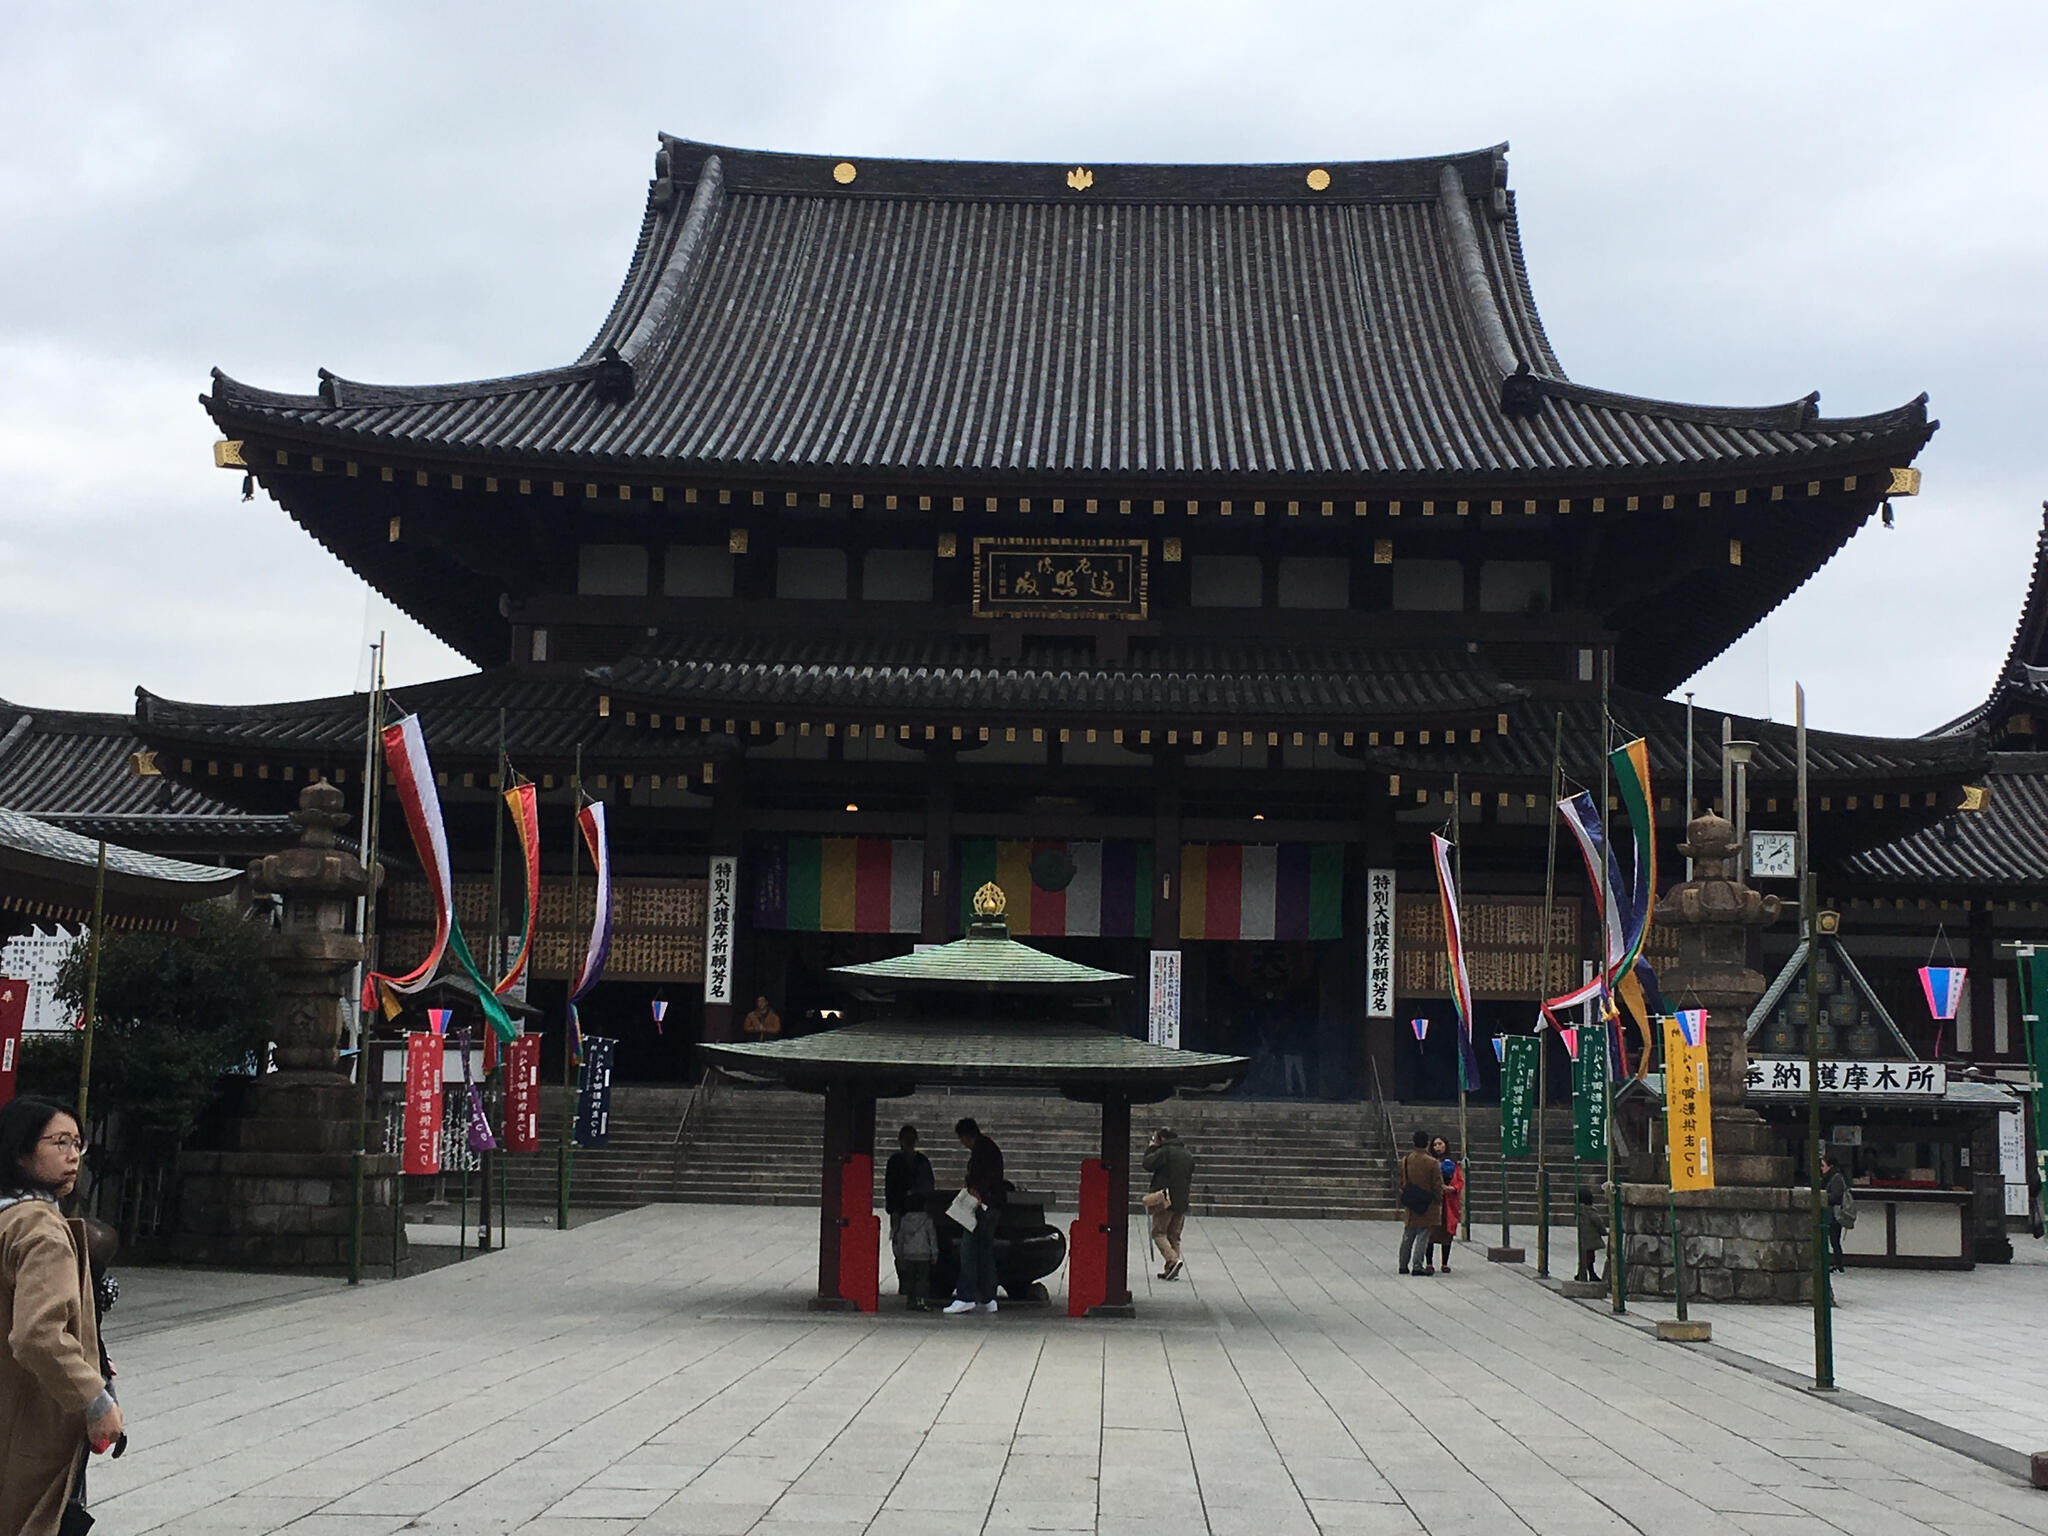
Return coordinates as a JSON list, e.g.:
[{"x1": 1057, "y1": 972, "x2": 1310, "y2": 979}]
[
  {"x1": 972, "y1": 881, "x2": 1008, "y2": 917},
  {"x1": 1065, "y1": 167, "x2": 1093, "y2": 191}
]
